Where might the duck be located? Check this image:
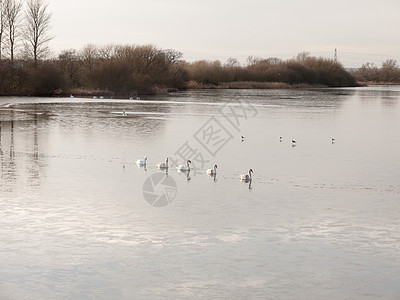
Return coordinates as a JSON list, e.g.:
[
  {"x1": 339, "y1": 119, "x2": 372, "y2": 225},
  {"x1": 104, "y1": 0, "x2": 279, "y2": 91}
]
[
  {"x1": 239, "y1": 169, "x2": 253, "y2": 182},
  {"x1": 157, "y1": 158, "x2": 169, "y2": 169},
  {"x1": 206, "y1": 164, "x2": 218, "y2": 175},
  {"x1": 177, "y1": 160, "x2": 191, "y2": 172},
  {"x1": 136, "y1": 156, "x2": 147, "y2": 165}
]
